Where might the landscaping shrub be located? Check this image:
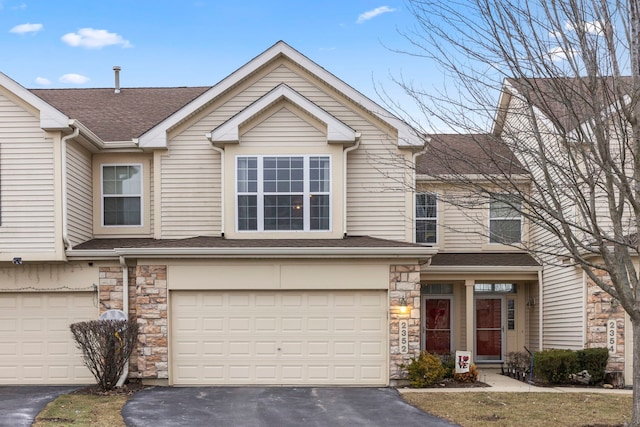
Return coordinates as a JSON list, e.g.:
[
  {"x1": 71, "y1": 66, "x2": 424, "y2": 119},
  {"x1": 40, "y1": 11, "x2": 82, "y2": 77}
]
[
  {"x1": 454, "y1": 364, "x2": 479, "y2": 383},
  {"x1": 440, "y1": 353, "x2": 456, "y2": 379},
  {"x1": 70, "y1": 319, "x2": 139, "y2": 391},
  {"x1": 534, "y1": 349, "x2": 579, "y2": 384},
  {"x1": 577, "y1": 347, "x2": 609, "y2": 385},
  {"x1": 403, "y1": 351, "x2": 447, "y2": 387}
]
